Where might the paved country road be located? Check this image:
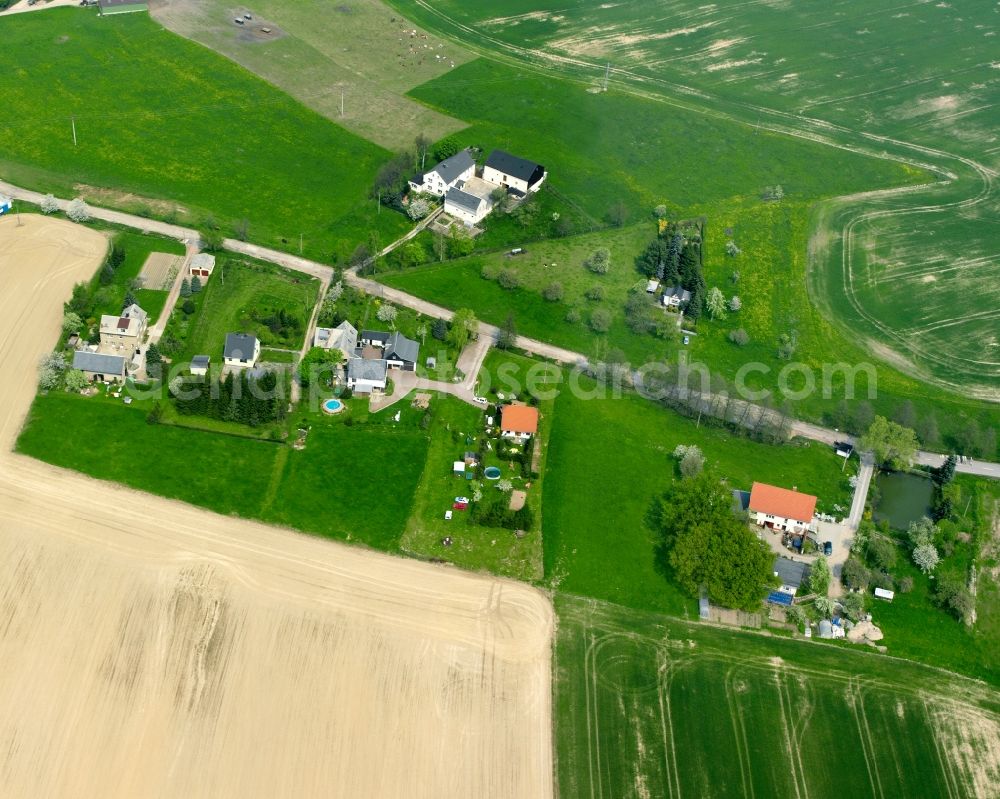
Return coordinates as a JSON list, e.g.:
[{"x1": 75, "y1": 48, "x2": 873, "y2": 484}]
[{"x1": 1, "y1": 179, "x2": 995, "y2": 478}]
